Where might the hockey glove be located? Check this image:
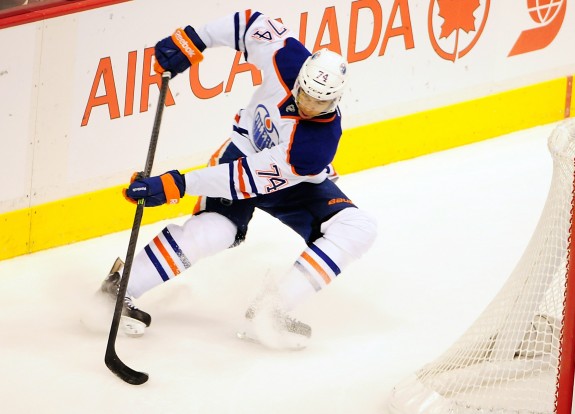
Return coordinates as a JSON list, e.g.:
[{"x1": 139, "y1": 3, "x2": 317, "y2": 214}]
[
  {"x1": 154, "y1": 26, "x2": 206, "y2": 76},
  {"x1": 123, "y1": 170, "x2": 185, "y2": 207}
]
